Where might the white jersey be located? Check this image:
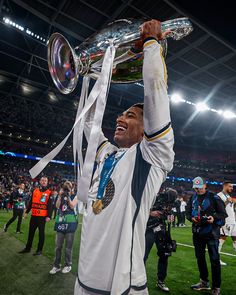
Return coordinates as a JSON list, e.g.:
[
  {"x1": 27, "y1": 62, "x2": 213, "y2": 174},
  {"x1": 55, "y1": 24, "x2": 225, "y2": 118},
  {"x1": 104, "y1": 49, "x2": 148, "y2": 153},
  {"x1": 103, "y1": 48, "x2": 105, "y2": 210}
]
[
  {"x1": 218, "y1": 191, "x2": 236, "y2": 225},
  {"x1": 180, "y1": 201, "x2": 187, "y2": 213},
  {"x1": 75, "y1": 40, "x2": 175, "y2": 295}
]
